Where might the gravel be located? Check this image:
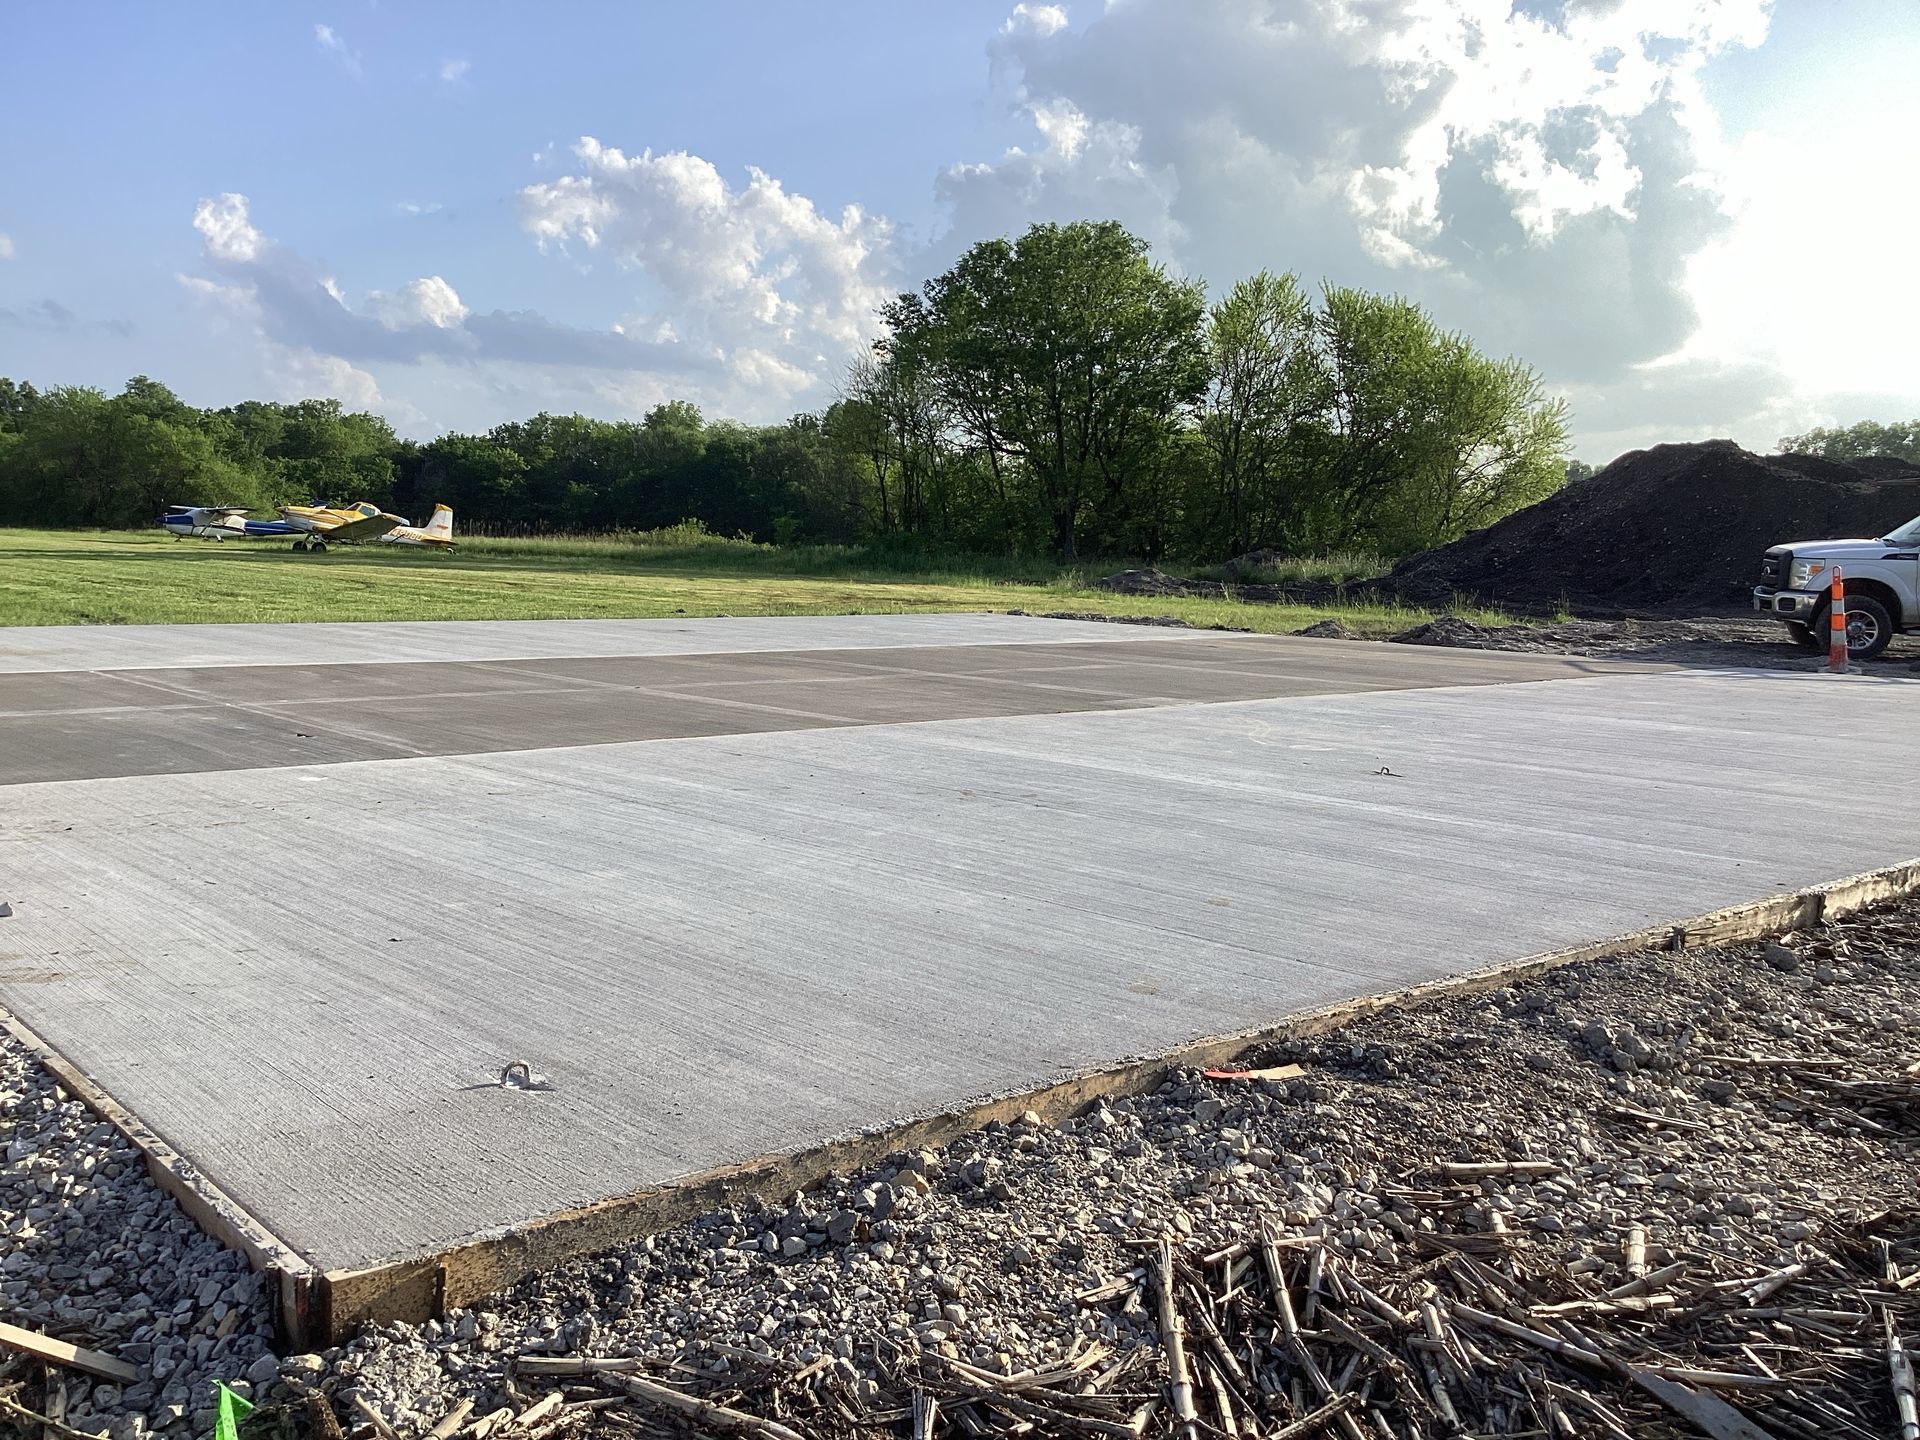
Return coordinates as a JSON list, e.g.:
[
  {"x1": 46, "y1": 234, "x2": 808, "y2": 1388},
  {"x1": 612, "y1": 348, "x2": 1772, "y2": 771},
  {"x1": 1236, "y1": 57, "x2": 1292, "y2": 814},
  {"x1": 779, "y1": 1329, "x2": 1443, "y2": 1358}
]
[
  {"x1": 1382, "y1": 612, "x2": 1920, "y2": 670},
  {"x1": 5, "y1": 899, "x2": 1919, "y2": 1437},
  {"x1": 0, "y1": 1032, "x2": 276, "y2": 1439}
]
